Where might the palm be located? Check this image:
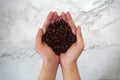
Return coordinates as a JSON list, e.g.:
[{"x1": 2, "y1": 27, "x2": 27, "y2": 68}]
[
  {"x1": 66, "y1": 43, "x2": 80, "y2": 58},
  {"x1": 41, "y1": 43, "x2": 58, "y2": 59}
]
